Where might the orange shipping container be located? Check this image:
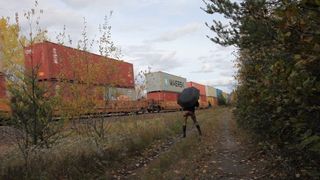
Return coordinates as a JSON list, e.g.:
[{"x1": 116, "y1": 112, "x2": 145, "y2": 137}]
[
  {"x1": 24, "y1": 41, "x2": 134, "y2": 88},
  {"x1": 200, "y1": 95, "x2": 207, "y2": 104},
  {"x1": 186, "y1": 81, "x2": 206, "y2": 96},
  {"x1": 147, "y1": 91, "x2": 179, "y2": 102},
  {"x1": 39, "y1": 81, "x2": 105, "y2": 102},
  {"x1": 0, "y1": 73, "x2": 6, "y2": 98}
]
